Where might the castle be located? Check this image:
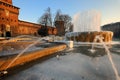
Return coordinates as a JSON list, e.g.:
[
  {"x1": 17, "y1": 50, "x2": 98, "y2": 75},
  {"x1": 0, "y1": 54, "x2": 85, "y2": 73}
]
[{"x1": 0, "y1": 0, "x2": 57, "y2": 37}]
